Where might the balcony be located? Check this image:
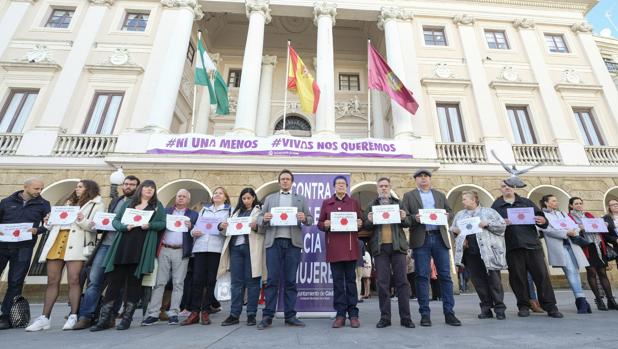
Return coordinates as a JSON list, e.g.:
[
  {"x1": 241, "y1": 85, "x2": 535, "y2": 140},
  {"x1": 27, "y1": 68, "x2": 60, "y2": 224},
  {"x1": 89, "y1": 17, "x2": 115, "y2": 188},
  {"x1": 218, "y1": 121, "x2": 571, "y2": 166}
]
[
  {"x1": 585, "y1": 146, "x2": 618, "y2": 166},
  {"x1": 436, "y1": 143, "x2": 487, "y2": 164},
  {"x1": 52, "y1": 135, "x2": 117, "y2": 157},
  {"x1": 512, "y1": 144, "x2": 561, "y2": 165},
  {"x1": 0, "y1": 133, "x2": 22, "y2": 156}
]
